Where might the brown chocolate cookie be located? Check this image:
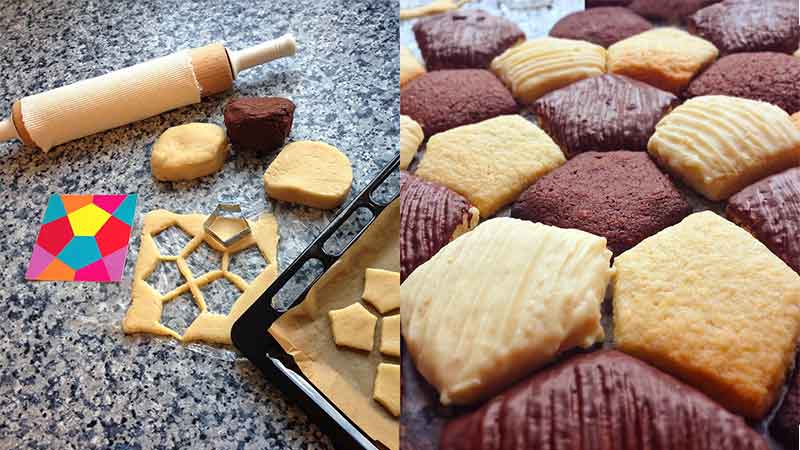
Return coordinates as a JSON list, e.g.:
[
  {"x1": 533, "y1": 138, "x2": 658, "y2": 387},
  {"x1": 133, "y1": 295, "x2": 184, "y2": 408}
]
[
  {"x1": 532, "y1": 74, "x2": 677, "y2": 157},
  {"x1": 550, "y1": 7, "x2": 652, "y2": 48},
  {"x1": 412, "y1": 9, "x2": 525, "y2": 71},
  {"x1": 223, "y1": 97, "x2": 295, "y2": 153},
  {"x1": 688, "y1": 0, "x2": 800, "y2": 55},
  {"x1": 686, "y1": 52, "x2": 800, "y2": 113},
  {"x1": 400, "y1": 69, "x2": 517, "y2": 136},
  {"x1": 771, "y1": 353, "x2": 800, "y2": 448},
  {"x1": 727, "y1": 167, "x2": 800, "y2": 275},
  {"x1": 628, "y1": 0, "x2": 720, "y2": 22},
  {"x1": 400, "y1": 172, "x2": 476, "y2": 281},
  {"x1": 587, "y1": 0, "x2": 631, "y2": 6},
  {"x1": 440, "y1": 351, "x2": 769, "y2": 450},
  {"x1": 511, "y1": 151, "x2": 690, "y2": 255}
]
